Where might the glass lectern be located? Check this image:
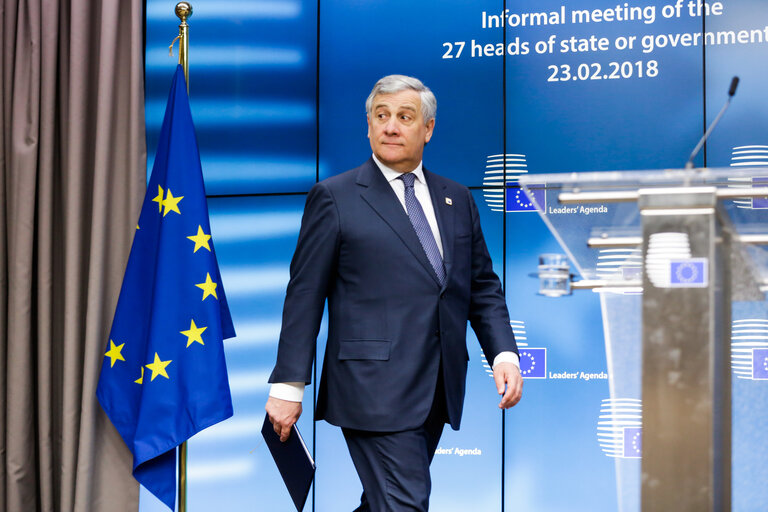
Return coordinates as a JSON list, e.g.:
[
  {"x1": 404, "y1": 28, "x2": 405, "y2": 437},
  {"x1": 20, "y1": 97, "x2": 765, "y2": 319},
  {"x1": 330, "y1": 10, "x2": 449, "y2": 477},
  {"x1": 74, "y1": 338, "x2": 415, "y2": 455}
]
[{"x1": 519, "y1": 167, "x2": 768, "y2": 512}]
